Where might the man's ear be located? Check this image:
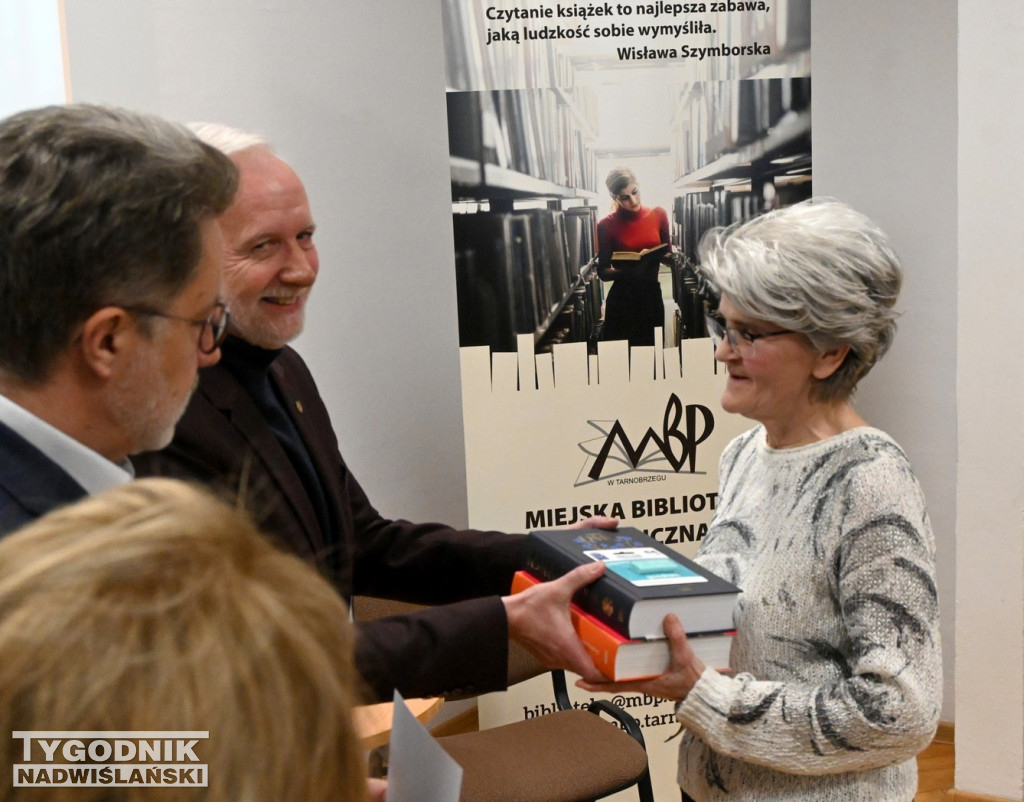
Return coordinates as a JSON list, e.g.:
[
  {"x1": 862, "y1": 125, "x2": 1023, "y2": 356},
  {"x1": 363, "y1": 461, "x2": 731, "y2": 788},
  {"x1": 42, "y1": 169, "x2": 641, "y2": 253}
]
[
  {"x1": 78, "y1": 307, "x2": 136, "y2": 379},
  {"x1": 812, "y1": 343, "x2": 851, "y2": 381}
]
